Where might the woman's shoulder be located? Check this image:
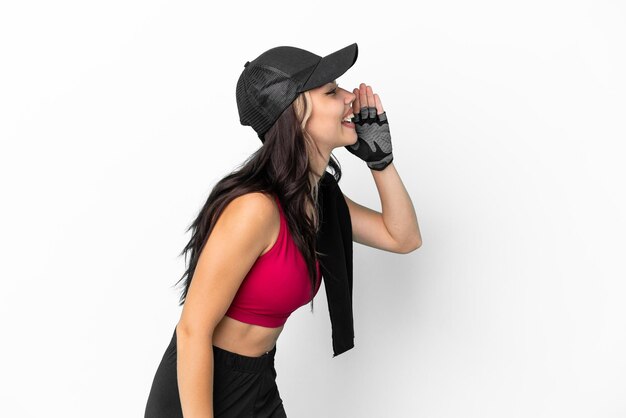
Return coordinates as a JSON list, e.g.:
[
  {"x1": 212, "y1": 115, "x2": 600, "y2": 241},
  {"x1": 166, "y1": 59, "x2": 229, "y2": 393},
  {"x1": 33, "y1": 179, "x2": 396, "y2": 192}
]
[
  {"x1": 216, "y1": 192, "x2": 280, "y2": 254},
  {"x1": 225, "y1": 192, "x2": 277, "y2": 219}
]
